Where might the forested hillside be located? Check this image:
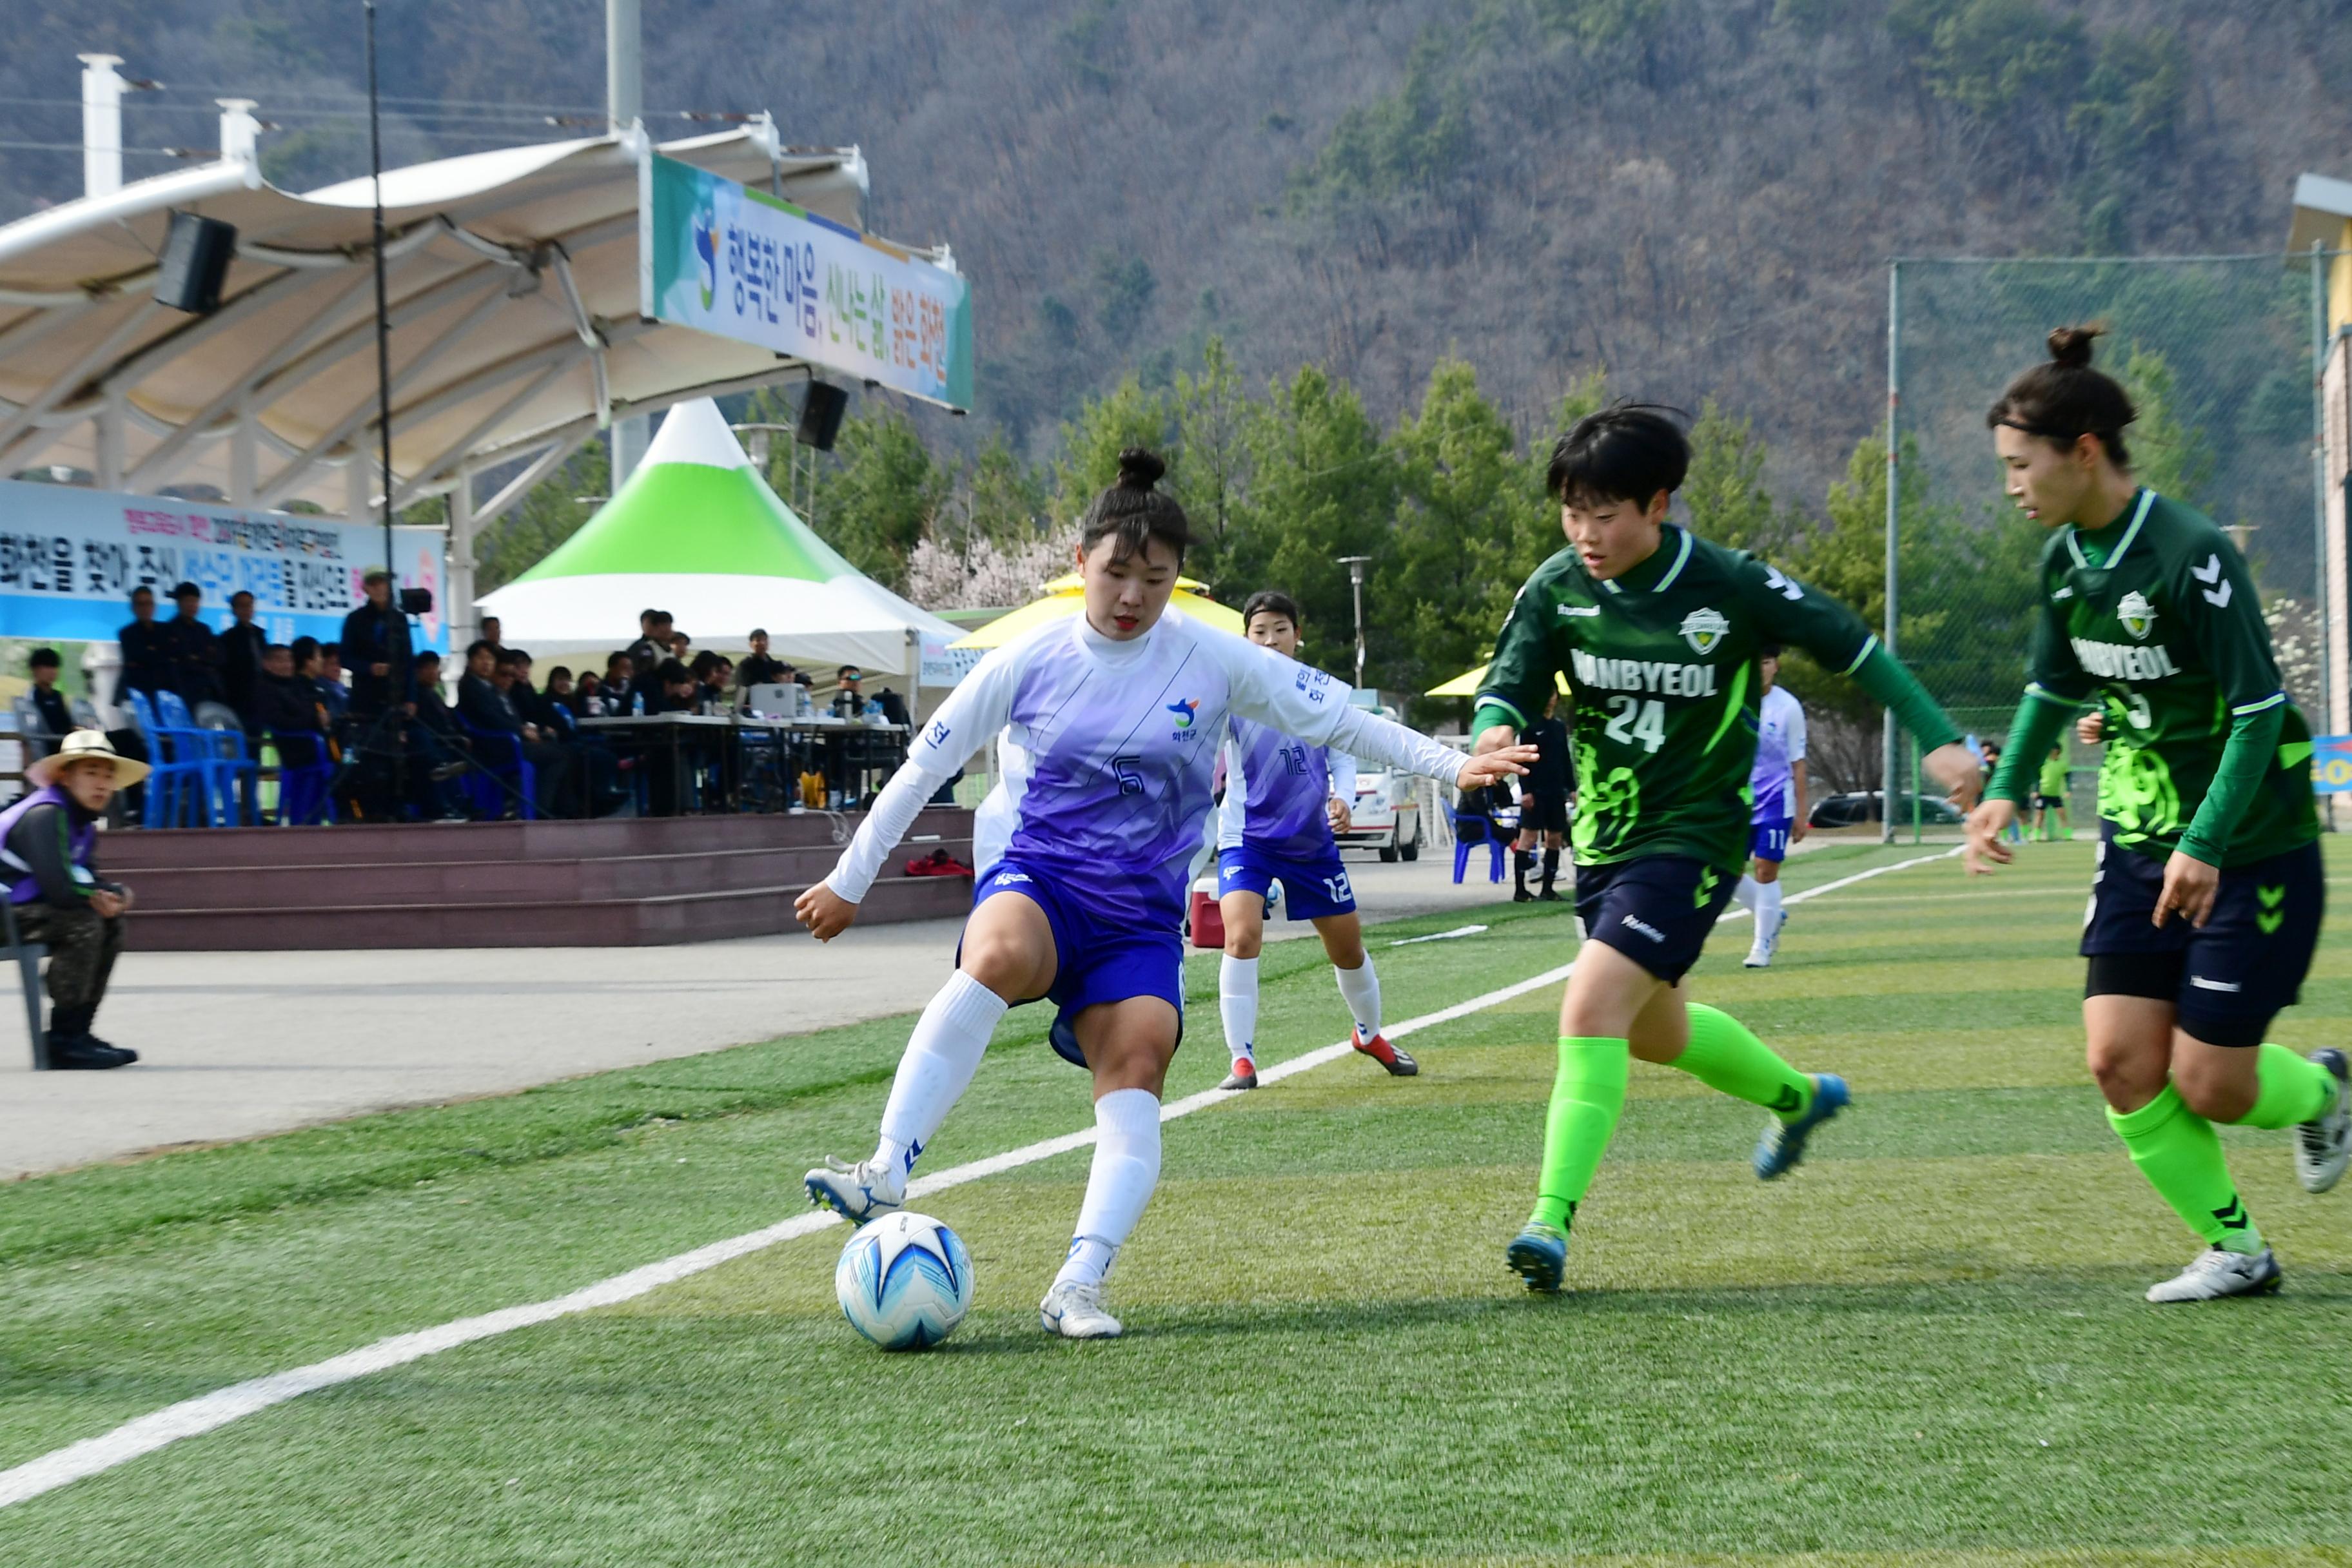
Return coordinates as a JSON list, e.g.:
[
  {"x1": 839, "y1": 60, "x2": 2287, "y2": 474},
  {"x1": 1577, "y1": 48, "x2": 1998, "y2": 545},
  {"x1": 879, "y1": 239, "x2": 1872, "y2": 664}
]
[{"x1": 6, "y1": 0, "x2": 2349, "y2": 754}]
